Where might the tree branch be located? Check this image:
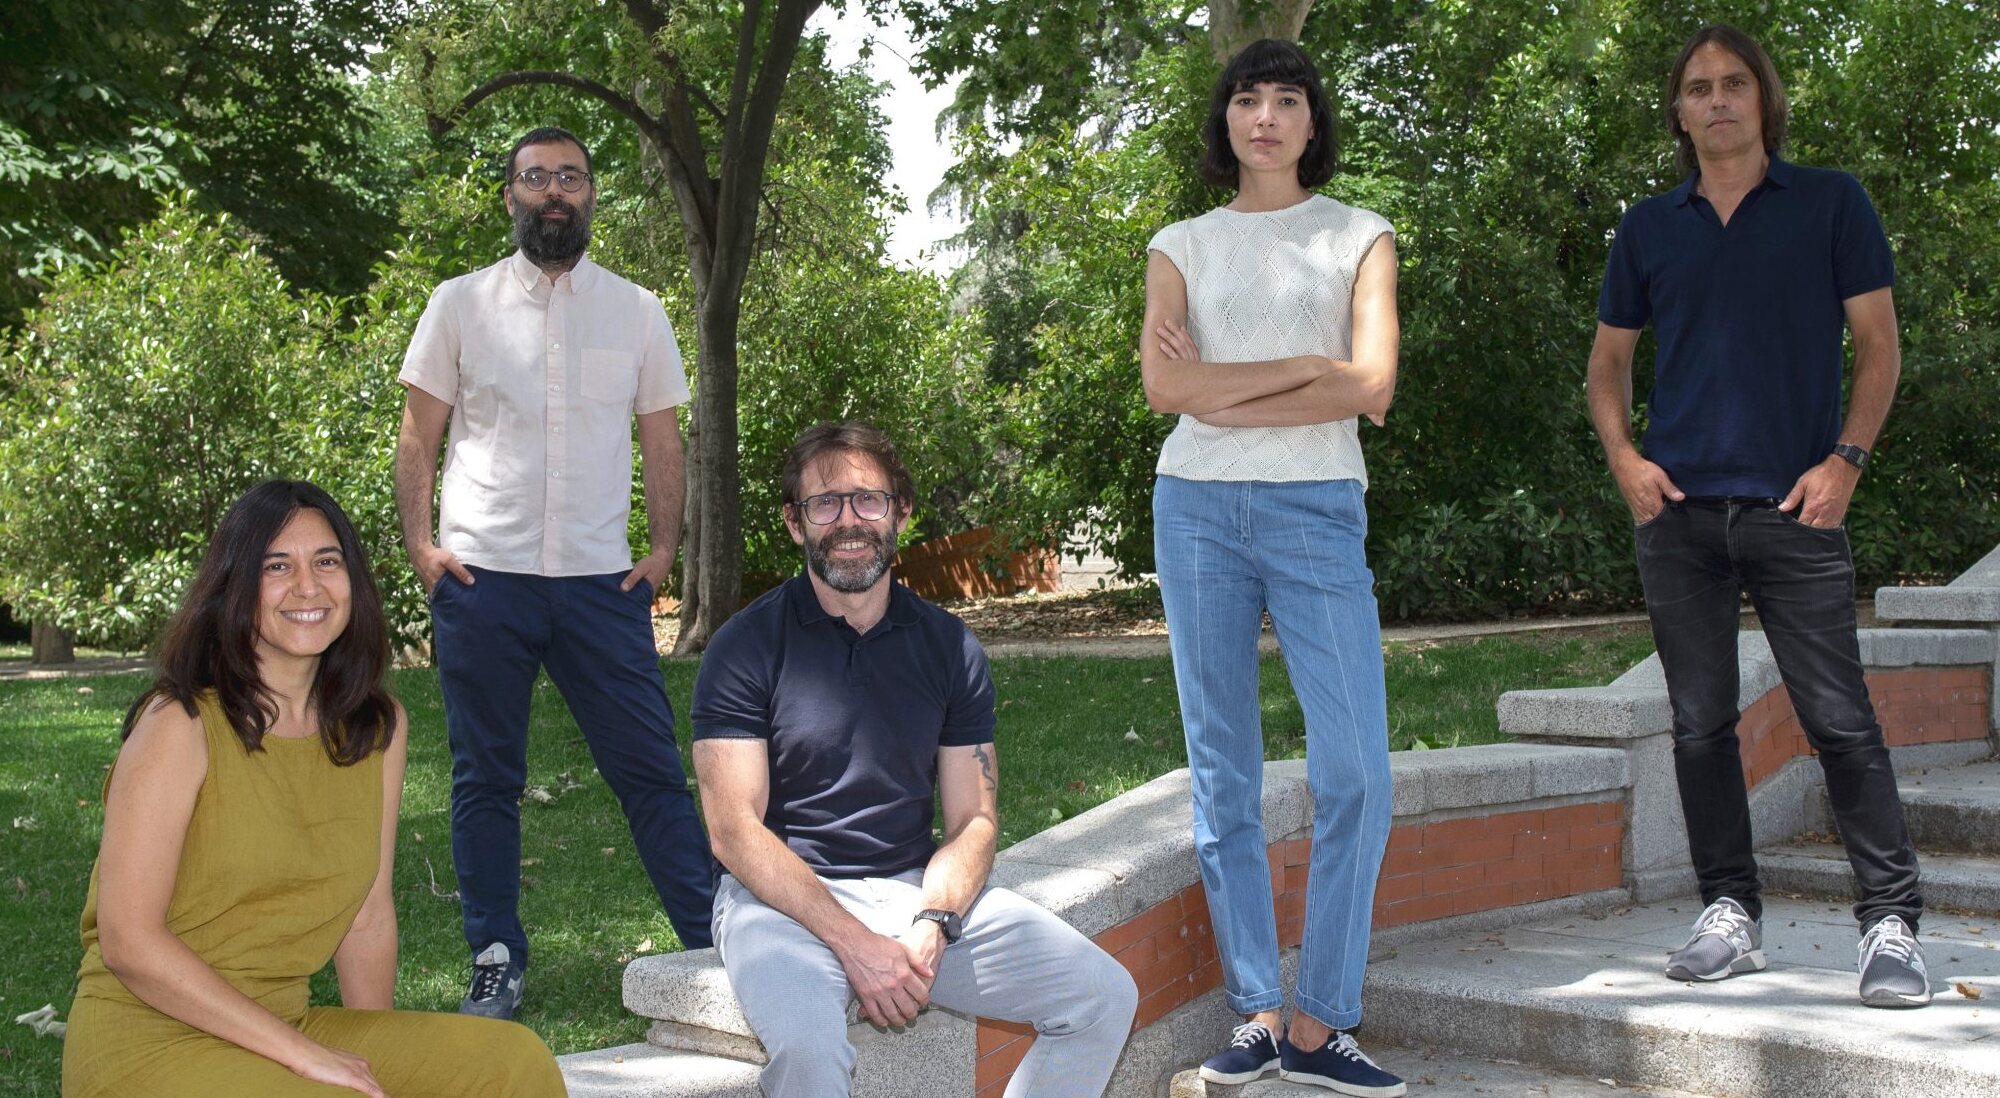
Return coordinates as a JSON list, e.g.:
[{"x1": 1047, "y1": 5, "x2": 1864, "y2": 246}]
[{"x1": 428, "y1": 69, "x2": 669, "y2": 149}]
